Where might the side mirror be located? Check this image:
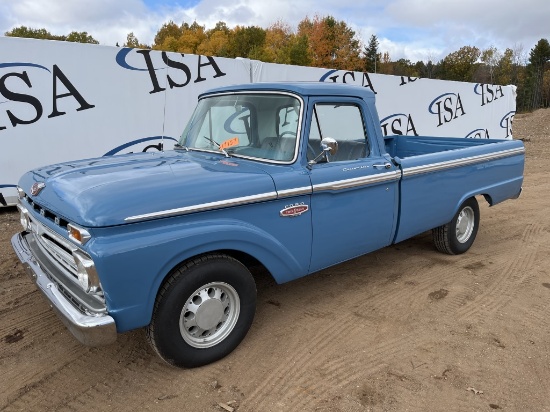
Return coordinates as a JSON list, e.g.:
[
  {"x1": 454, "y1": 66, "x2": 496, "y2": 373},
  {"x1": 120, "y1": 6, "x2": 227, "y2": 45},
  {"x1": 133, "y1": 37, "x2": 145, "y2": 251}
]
[
  {"x1": 309, "y1": 137, "x2": 338, "y2": 165},
  {"x1": 321, "y1": 137, "x2": 338, "y2": 156}
]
